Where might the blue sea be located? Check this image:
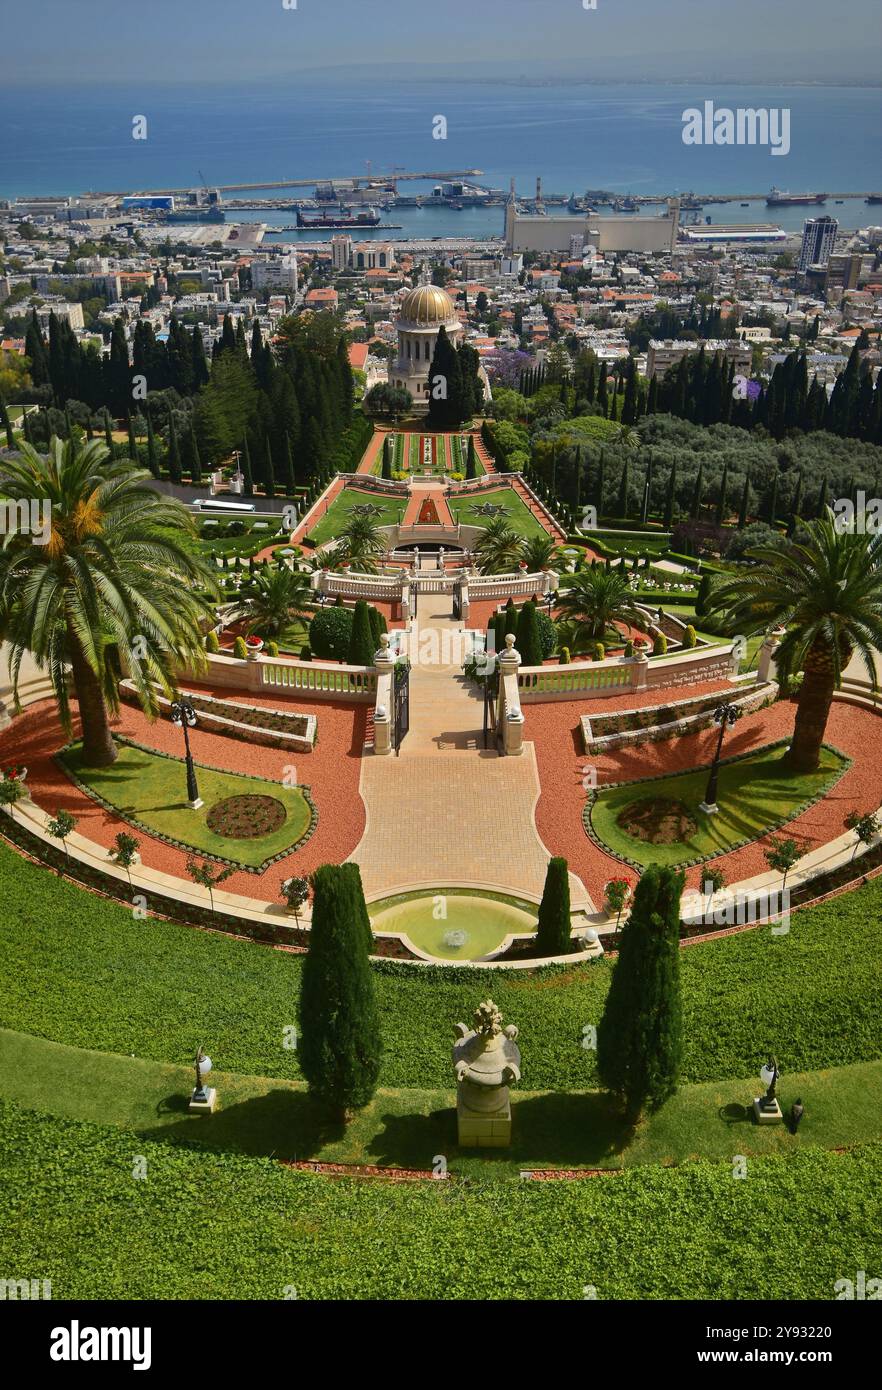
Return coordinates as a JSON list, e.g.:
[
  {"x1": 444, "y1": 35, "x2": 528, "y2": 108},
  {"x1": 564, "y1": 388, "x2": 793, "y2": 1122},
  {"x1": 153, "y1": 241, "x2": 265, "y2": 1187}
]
[{"x1": 1, "y1": 78, "x2": 880, "y2": 237}]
